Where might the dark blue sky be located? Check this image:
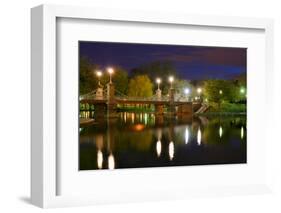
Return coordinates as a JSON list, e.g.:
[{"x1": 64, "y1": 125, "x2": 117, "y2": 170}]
[{"x1": 79, "y1": 41, "x2": 246, "y2": 80}]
